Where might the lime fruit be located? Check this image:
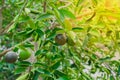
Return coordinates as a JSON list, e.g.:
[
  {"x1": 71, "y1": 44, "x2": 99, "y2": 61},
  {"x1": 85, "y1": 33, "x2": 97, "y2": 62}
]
[
  {"x1": 19, "y1": 49, "x2": 31, "y2": 60},
  {"x1": 67, "y1": 36, "x2": 75, "y2": 46}
]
